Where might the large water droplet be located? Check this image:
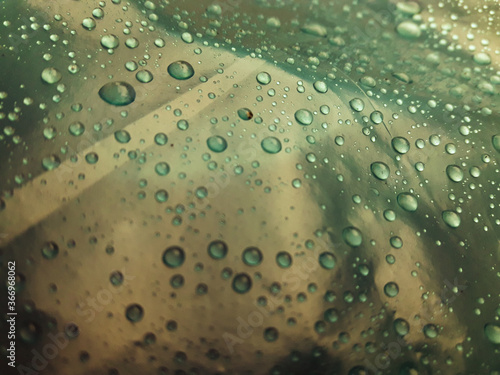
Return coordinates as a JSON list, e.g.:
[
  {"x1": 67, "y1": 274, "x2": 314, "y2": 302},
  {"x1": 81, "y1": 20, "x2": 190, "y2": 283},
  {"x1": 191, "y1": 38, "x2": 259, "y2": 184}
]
[
  {"x1": 101, "y1": 34, "x2": 119, "y2": 49},
  {"x1": 397, "y1": 192, "x2": 418, "y2": 212},
  {"x1": 256, "y1": 72, "x2": 271, "y2": 85},
  {"x1": 484, "y1": 323, "x2": 500, "y2": 344},
  {"x1": 342, "y1": 227, "x2": 363, "y2": 247},
  {"x1": 492, "y1": 134, "x2": 500, "y2": 152},
  {"x1": 125, "y1": 303, "x2": 144, "y2": 323},
  {"x1": 242, "y1": 247, "x2": 263, "y2": 266},
  {"x1": 114, "y1": 130, "x2": 131, "y2": 143},
  {"x1": 370, "y1": 162, "x2": 390, "y2": 180},
  {"x1": 318, "y1": 252, "x2": 336, "y2": 269},
  {"x1": 276, "y1": 251, "x2": 292, "y2": 268},
  {"x1": 232, "y1": 273, "x2": 252, "y2": 294},
  {"x1": 384, "y1": 282, "x2": 399, "y2": 297},
  {"x1": 261, "y1": 137, "x2": 282, "y2": 154},
  {"x1": 162, "y1": 246, "x2": 185, "y2": 268},
  {"x1": 237, "y1": 108, "x2": 253, "y2": 120},
  {"x1": 396, "y1": 21, "x2": 421, "y2": 39},
  {"x1": 41, "y1": 67, "x2": 62, "y2": 84},
  {"x1": 442, "y1": 210, "x2": 461, "y2": 228},
  {"x1": 393, "y1": 318, "x2": 410, "y2": 336},
  {"x1": 167, "y1": 60, "x2": 195, "y2": 80},
  {"x1": 42, "y1": 155, "x2": 61, "y2": 171},
  {"x1": 392, "y1": 137, "x2": 410, "y2": 154},
  {"x1": 294, "y1": 109, "x2": 313, "y2": 126},
  {"x1": 423, "y1": 324, "x2": 438, "y2": 338},
  {"x1": 207, "y1": 136, "x2": 228, "y2": 152},
  {"x1": 446, "y1": 165, "x2": 464, "y2": 182},
  {"x1": 98, "y1": 81, "x2": 136, "y2": 106},
  {"x1": 208, "y1": 240, "x2": 228, "y2": 260},
  {"x1": 349, "y1": 98, "x2": 365, "y2": 112}
]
